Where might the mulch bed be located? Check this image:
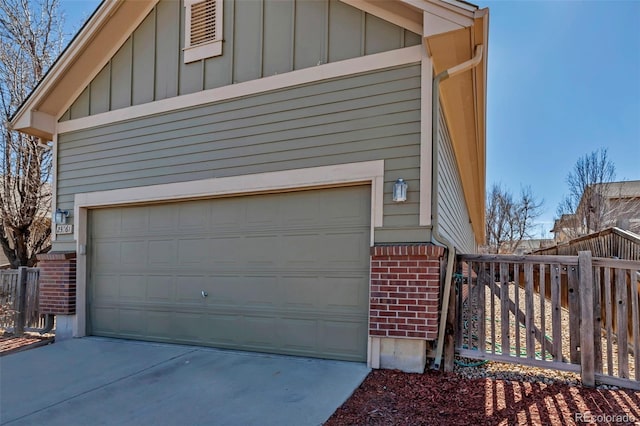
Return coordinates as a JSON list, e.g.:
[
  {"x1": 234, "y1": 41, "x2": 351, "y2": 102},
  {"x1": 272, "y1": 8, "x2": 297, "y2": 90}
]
[
  {"x1": 0, "y1": 333, "x2": 53, "y2": 356},
  {"x1": 325, "y1": 369, "x2": 640, "y2": 425}
]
